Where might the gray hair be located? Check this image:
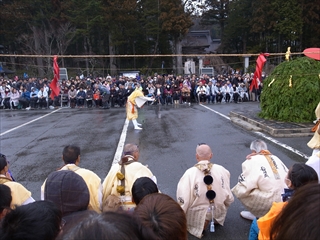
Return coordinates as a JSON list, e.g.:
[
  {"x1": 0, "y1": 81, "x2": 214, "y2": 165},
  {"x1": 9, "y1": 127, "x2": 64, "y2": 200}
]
[{"x1": 250, "y1": 139, "x2": 268, "y2": 153}]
